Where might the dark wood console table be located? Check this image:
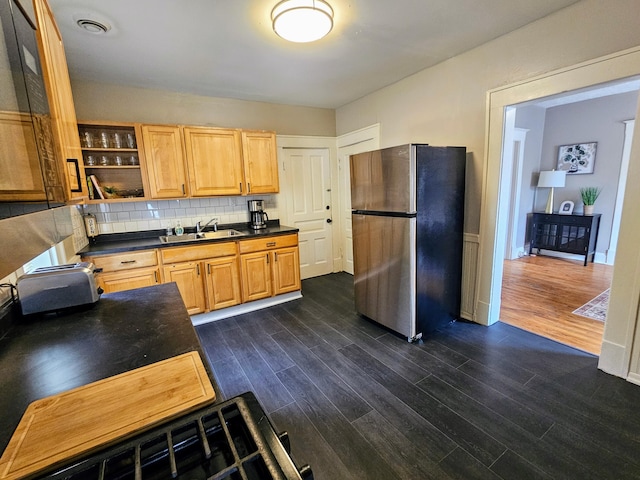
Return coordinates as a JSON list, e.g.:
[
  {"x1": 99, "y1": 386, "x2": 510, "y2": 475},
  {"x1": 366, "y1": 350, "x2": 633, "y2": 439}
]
[{"x1": 527, "y1": 212, "x2": 601, "y2": 266}]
